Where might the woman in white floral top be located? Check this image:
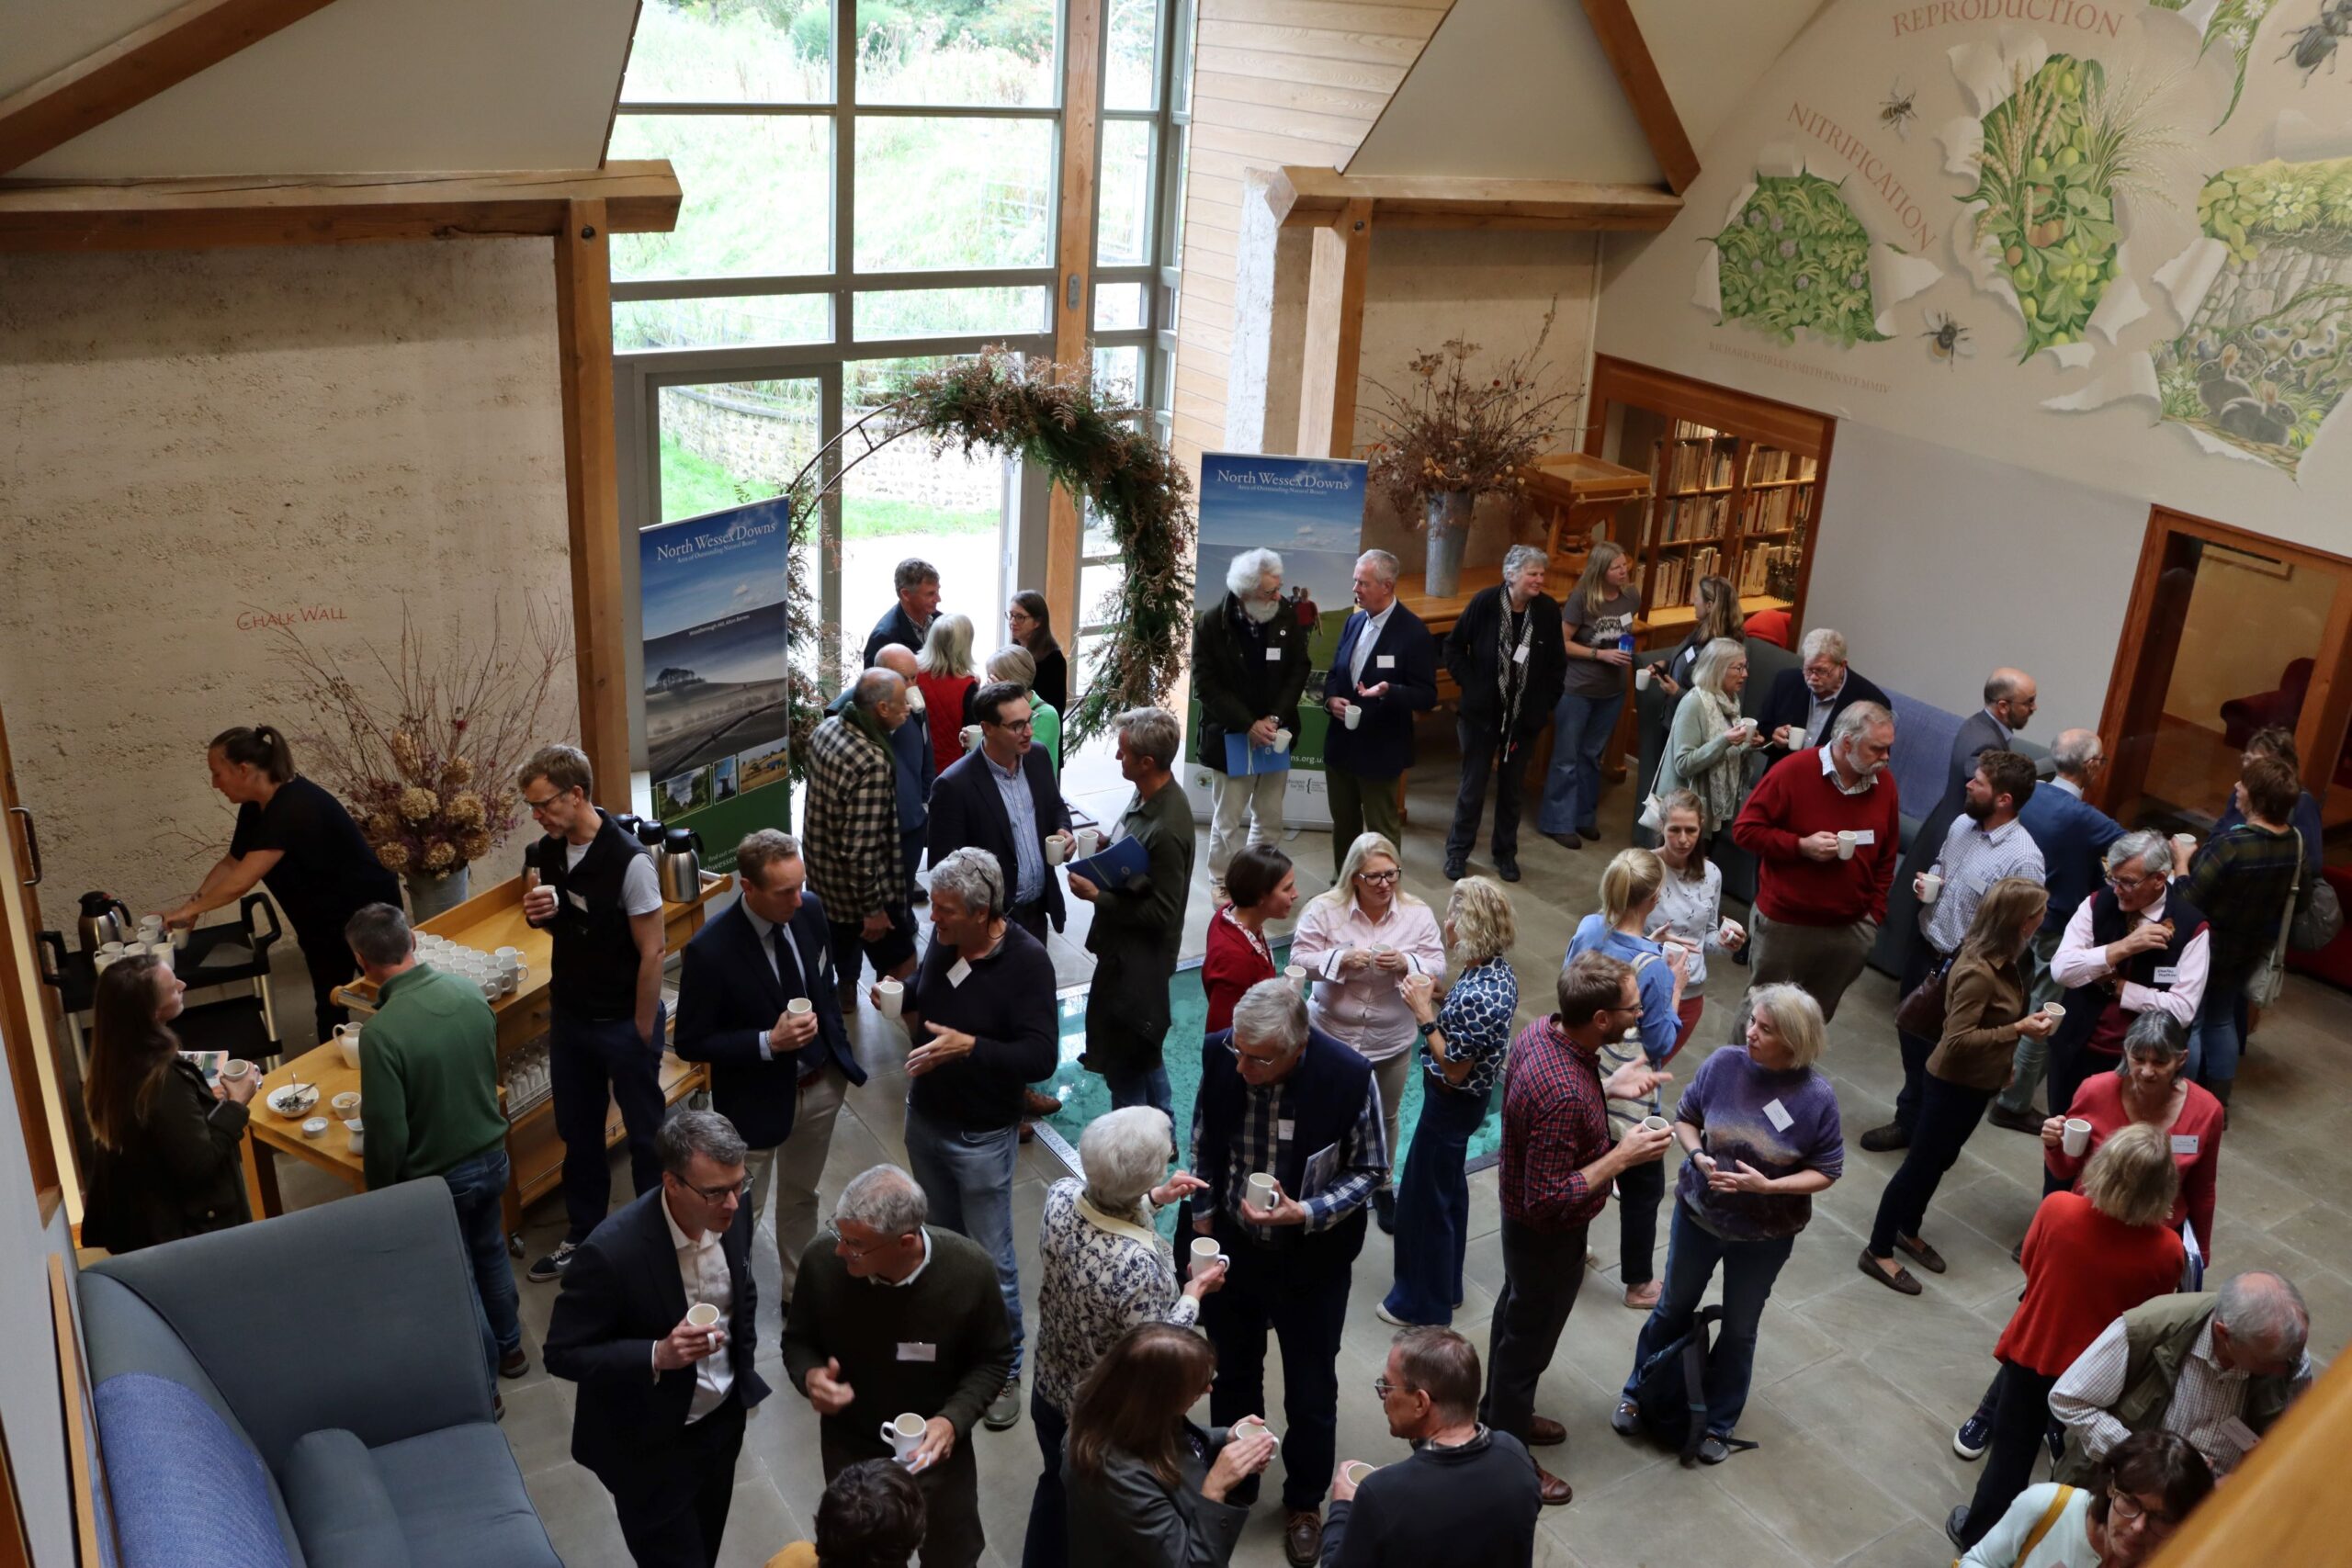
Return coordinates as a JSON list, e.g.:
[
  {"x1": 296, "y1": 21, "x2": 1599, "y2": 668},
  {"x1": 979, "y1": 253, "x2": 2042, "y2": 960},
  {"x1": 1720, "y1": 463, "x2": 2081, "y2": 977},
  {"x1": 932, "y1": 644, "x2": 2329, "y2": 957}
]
[
  {"x1": 1643, "y1": 789, "x2": 1749, "y2": 1059},
  {"x1": 1024, "y1": 1107, "x2": 1222, "y2": 1568},
  {"x1": 1379, "y1": 876, "x2": 1521, "y2": 1327}
]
